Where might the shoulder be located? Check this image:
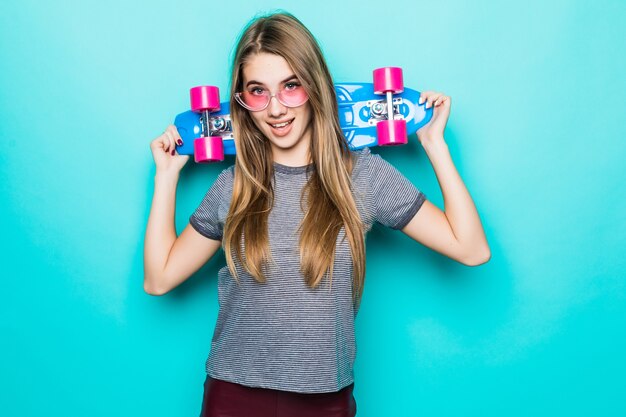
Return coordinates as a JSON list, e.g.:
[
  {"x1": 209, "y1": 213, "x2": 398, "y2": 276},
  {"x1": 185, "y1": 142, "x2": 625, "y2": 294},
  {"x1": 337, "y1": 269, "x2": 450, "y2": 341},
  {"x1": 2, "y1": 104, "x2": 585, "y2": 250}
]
[
  {"x1": 350, "y1": 147, "x2": 392, "y2": 179},
  {"x1": 223, "y1": 164, "x2": 236, "y2": 177},
  {"x1": 215, "y1": 164, "x2": 235, "y2": 185},
  {"x1": 201, "y1": 164, "x2": 235, "y2": 199},
  {"x1": 351, "y1": 147, "x2": 374, "y2": 176}
]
